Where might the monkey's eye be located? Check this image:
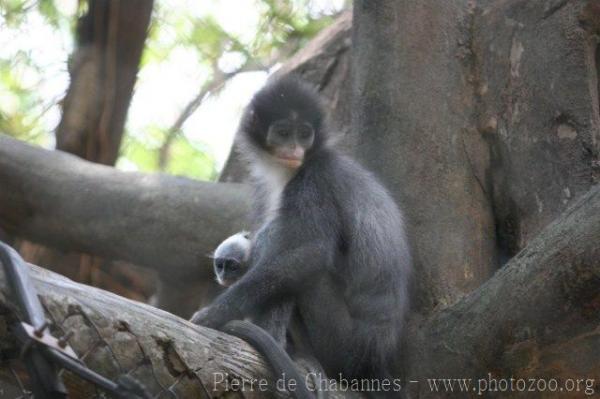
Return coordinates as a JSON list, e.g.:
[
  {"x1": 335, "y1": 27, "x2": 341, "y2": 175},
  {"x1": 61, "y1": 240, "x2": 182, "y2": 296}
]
[
  {"x1": 266, "y1": 121, "x2": 294, "y2": 147},
  {"x1": 275, "y1": 127, "x2": 289, "y2": 137},
  {"x1": 298, "y1": 125, "x2": 314, "y2": 141}
]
